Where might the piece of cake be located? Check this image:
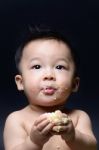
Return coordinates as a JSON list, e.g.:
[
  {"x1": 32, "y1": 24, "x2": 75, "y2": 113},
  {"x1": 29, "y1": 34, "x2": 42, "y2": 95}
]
[{"x1": 48, "y1": 110, "x2": 70, "y2": 132}]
